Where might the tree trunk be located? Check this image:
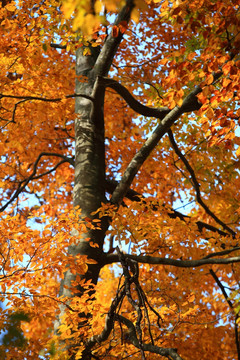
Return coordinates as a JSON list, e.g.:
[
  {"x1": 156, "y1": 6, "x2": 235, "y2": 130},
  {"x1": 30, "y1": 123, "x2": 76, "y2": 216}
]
[
  {"x1": 54, "y1": 2, "x2": 135, "y2": 358},
  {"x1": 60, "y1": 44, "x2": 106, "y2": 300}
]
